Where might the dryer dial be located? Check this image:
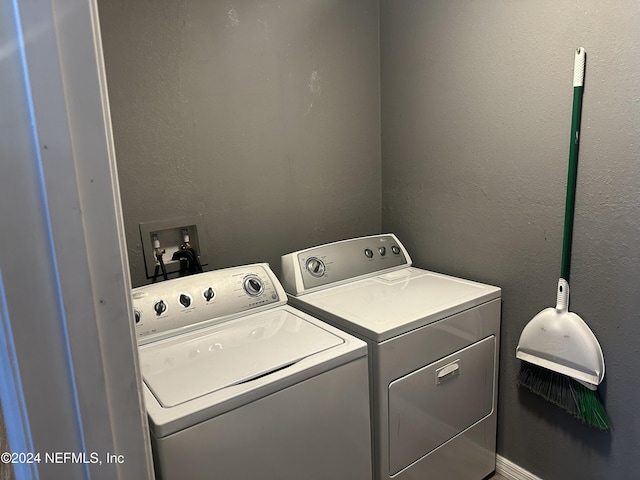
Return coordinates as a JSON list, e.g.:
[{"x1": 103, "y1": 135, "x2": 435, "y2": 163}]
[{"x1": 305, "y1": 257, "x2": 326, "y2": 277}]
